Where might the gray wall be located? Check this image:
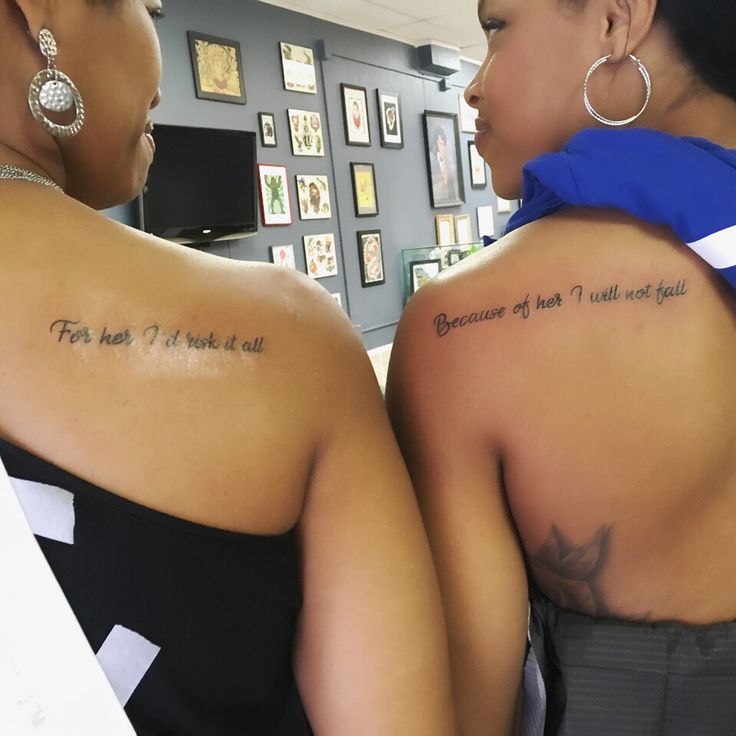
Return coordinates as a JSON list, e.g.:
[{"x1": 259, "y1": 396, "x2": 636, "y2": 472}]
[{"x1": 107, "y1": 0, "x2": 518, "y2": 349}]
